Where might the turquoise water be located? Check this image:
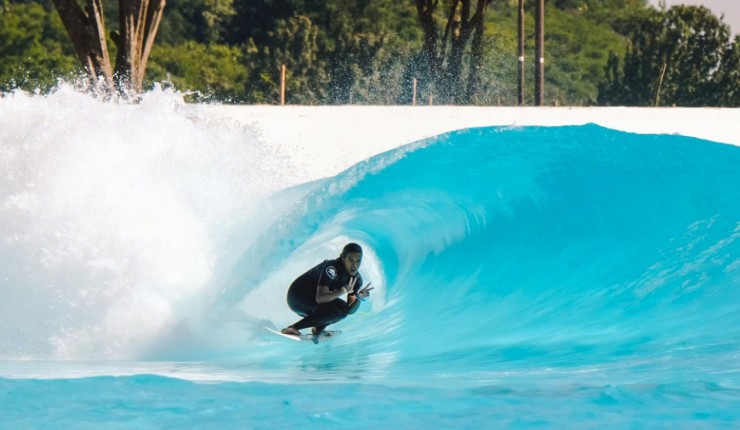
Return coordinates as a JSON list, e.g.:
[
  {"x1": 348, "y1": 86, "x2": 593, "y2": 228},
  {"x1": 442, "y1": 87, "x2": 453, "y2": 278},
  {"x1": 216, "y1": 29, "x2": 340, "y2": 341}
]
[{"x1": 1, "y1": 96, "x2": 740, "y2": 428}]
